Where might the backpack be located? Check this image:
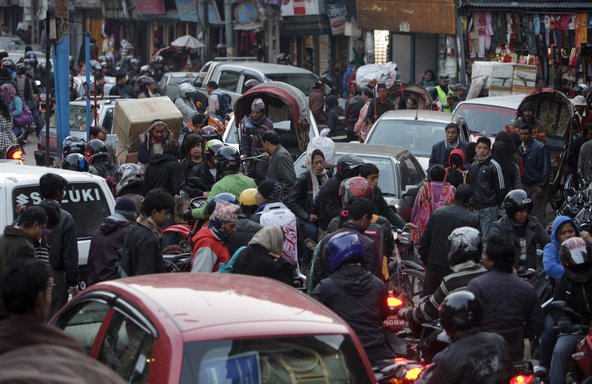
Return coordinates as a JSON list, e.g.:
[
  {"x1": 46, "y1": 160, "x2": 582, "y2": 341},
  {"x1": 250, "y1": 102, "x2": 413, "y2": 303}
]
[
  {"x1": 218, "y1": 245, "x2": 247, "y2": 273},
  {"x1": 216, "y1": 92, "x2": 232, "y2": 118}
]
